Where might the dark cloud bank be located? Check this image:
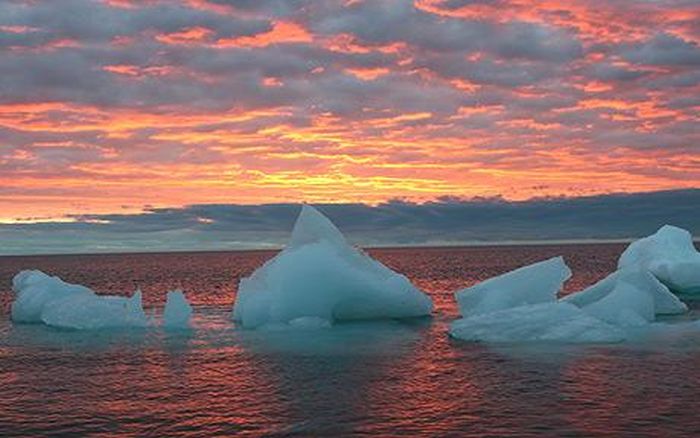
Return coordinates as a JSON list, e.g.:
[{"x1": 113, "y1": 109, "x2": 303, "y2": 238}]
[{"x1": 1, "y1": 189, "x2": 698, "y2": 255}]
